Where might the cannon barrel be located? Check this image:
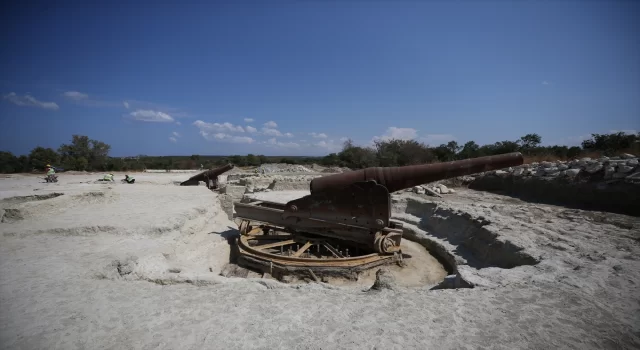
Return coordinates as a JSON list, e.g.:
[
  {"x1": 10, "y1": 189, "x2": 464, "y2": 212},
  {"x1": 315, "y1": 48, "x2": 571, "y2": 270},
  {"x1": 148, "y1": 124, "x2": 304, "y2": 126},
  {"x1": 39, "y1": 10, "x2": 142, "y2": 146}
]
[
  {"x1": 180, "y1": 163, "x2": 234, "y2": 186},
  {"x1": 310, "y1": 152, "x2": 523, "y2": 194}
]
